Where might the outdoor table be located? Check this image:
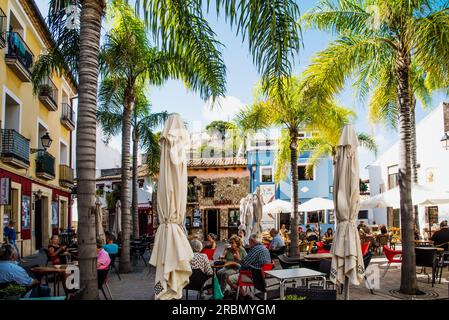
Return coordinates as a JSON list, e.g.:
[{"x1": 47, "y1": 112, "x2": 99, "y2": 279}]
[
  {"x1": 304, "y1": 253, "x2": 333, "y2": 260},
  {"x1": 265, "y1": 268, "x2": 327, "y2": 299},
  {"x1": 30, "y1": 265, "x2": 68, "y2": 296},
  {"x1": 414, "y1": 240, "x2": 434, "y2": 247}
]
